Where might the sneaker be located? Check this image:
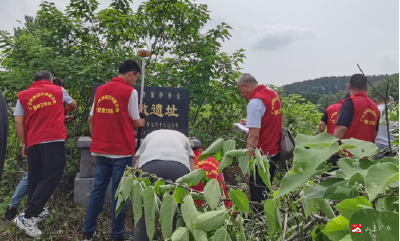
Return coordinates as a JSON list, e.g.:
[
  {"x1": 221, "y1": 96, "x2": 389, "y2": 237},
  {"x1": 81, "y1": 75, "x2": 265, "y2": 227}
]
[
  {"x1": 2, "y1": 207, "x2": 17, "y2": 221},
  {"x1": 82, "y1": 232, "x2": 94, "y2": 241},
  {"x1": 14, "y1": 215, "x2": 42, "y2": 238},
  {"x1": 20, "y1": 207, "x2": 50, "y2": 223}
]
